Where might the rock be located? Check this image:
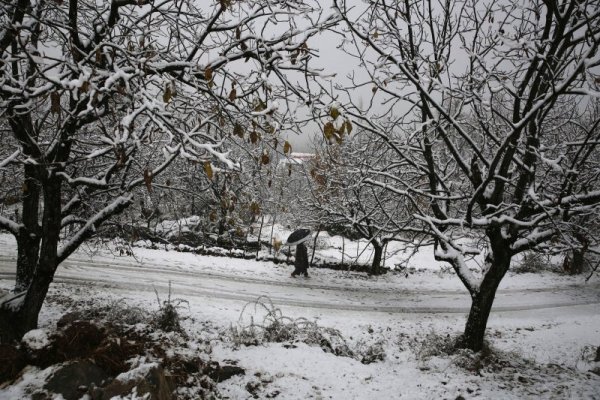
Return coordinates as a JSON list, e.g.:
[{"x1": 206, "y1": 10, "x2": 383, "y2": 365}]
[
  {"x1": 245, "y1": 380, "x2": 261, "y2": 396},
  {"x1": 94, "y1": 364, "x2": 174, "y2": 400},
  {"x1": 208, "y1": 364, "x2": 245, "y2": 382},
  {"x1": 44, "y1": 360, "x2": 109, "y2": 400},
  {"x1": 27, "y1": 321, "x2": 106, "y2": 368},
  {"x1": 0, "y1": 343, "x2": 26, "y2": 383}
]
